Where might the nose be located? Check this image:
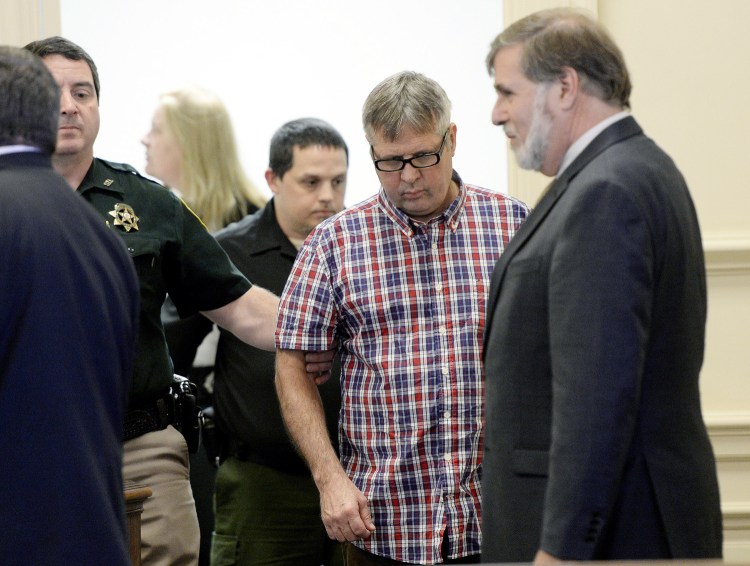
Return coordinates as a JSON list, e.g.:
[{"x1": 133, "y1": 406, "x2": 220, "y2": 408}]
[
  {"x1": 141, "y1": 133, "x2": 150, "y2": 147},
  {"x1": 400, "y1": 162, "x2": 420, "y2": 183},
  {"x1": 59, "y1": 90, "x2": 77, "y2": 115},
  {"x1": 491, "y1": 96, "x2": 508, "y2": 127},
  {"x1": 317, "y1": 181, "x2": 334, "y2": 203}
]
